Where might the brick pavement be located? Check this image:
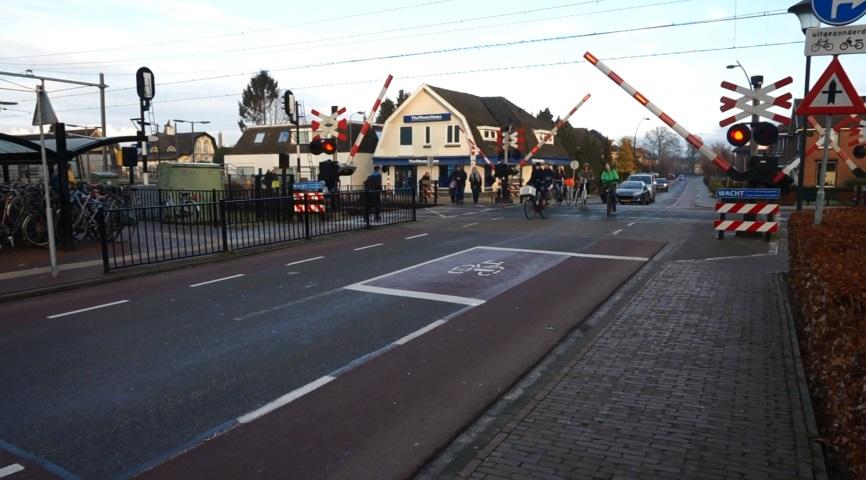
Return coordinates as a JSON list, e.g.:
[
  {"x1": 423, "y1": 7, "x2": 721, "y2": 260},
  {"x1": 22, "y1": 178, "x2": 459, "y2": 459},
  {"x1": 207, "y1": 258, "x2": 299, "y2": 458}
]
[{"x1": 455, "y1": 256, "x2": 818, "y2": 480}]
